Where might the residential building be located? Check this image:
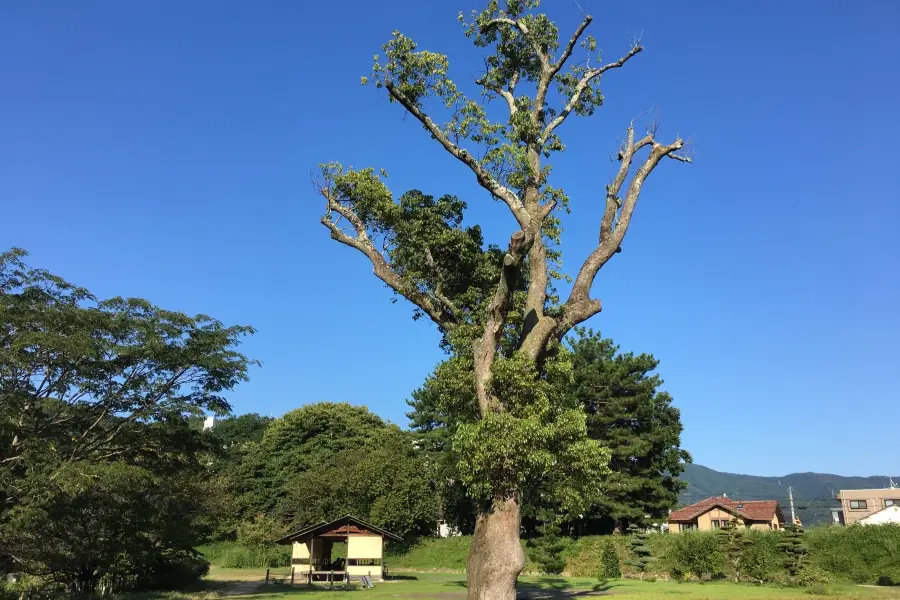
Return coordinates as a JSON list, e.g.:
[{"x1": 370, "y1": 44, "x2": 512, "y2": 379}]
[
  {"x1": 833, "y1": 488, "x2": 900, "y2": 525},
  {"x1": 858, "y1": 505, "x2": 900, "y2": 526},
  {"x1": 668, "y1": 496, "x2": 786, "y2": 533}
]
